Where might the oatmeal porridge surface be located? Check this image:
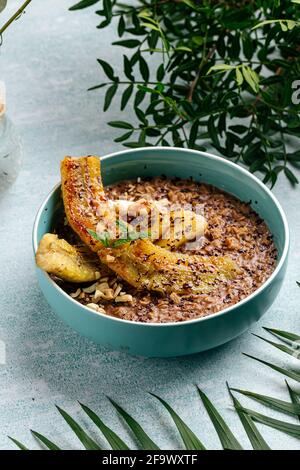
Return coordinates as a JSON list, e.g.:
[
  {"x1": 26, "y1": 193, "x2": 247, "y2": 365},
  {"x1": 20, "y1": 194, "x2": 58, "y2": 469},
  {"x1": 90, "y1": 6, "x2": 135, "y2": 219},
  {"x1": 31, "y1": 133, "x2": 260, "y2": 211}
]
[{"x1": 54, "y1": 177, "x2": 277, "y2": 323}]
